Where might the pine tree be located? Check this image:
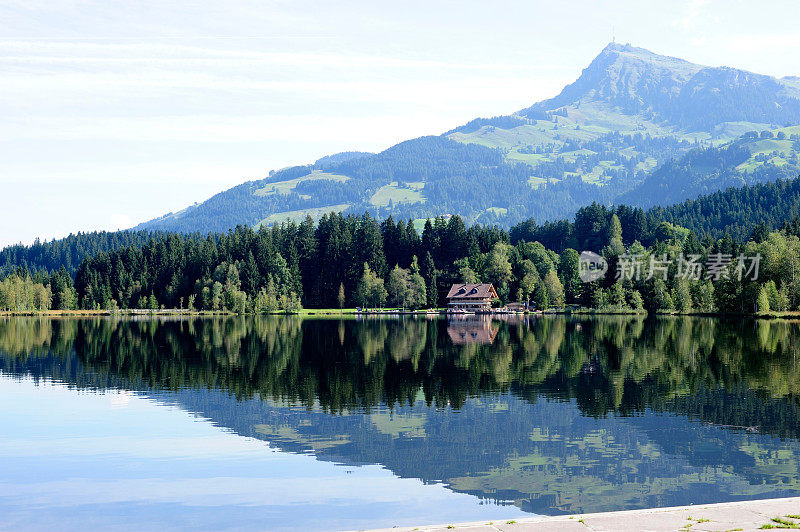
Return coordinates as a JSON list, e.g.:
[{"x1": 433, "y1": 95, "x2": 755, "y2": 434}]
[{"x1": 422, "y1": 252, "x2": 438, "y2": 308}]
